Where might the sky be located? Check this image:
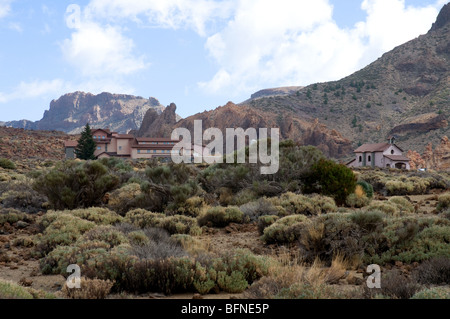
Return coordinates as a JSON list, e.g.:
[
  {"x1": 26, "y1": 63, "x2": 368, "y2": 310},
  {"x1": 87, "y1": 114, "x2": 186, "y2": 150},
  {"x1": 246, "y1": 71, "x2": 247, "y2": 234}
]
[{"x1": 0, "y1": 0, "x2": 447, "y2": 122}]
